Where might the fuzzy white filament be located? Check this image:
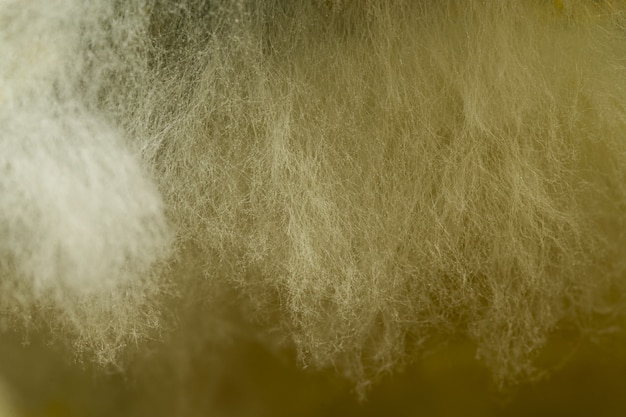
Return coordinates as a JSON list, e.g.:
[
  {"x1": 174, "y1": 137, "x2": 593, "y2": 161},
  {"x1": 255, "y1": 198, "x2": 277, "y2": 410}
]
[{"x1": 0, "y1": 0, "x2": 625, "y2": 394}]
